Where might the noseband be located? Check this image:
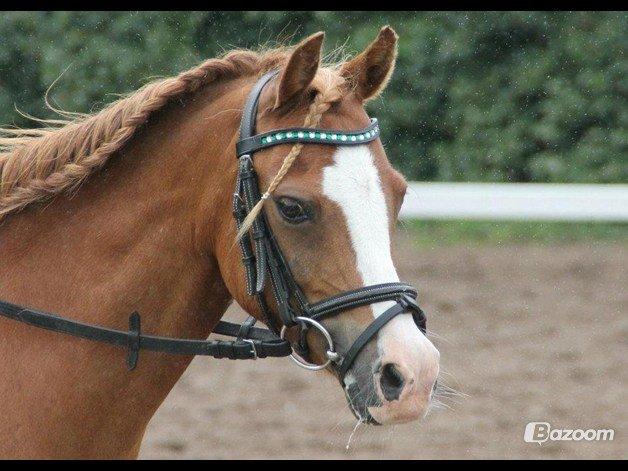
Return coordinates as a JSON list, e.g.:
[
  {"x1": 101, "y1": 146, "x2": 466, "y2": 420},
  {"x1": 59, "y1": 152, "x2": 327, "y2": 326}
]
[
  {"x1": 232, "y1": 71, "x2": 427, "y2": 380},
  {"x1": 0, "y1": 71, "x2": 426, "y2": 388}
]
